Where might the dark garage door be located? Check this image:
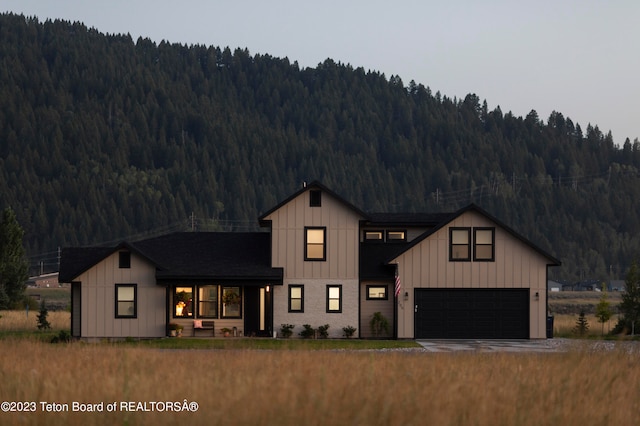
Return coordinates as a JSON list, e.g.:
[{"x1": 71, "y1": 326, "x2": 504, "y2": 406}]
[{"x1": 415, "y1": 289, "x2": 529, "y2": 339}]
